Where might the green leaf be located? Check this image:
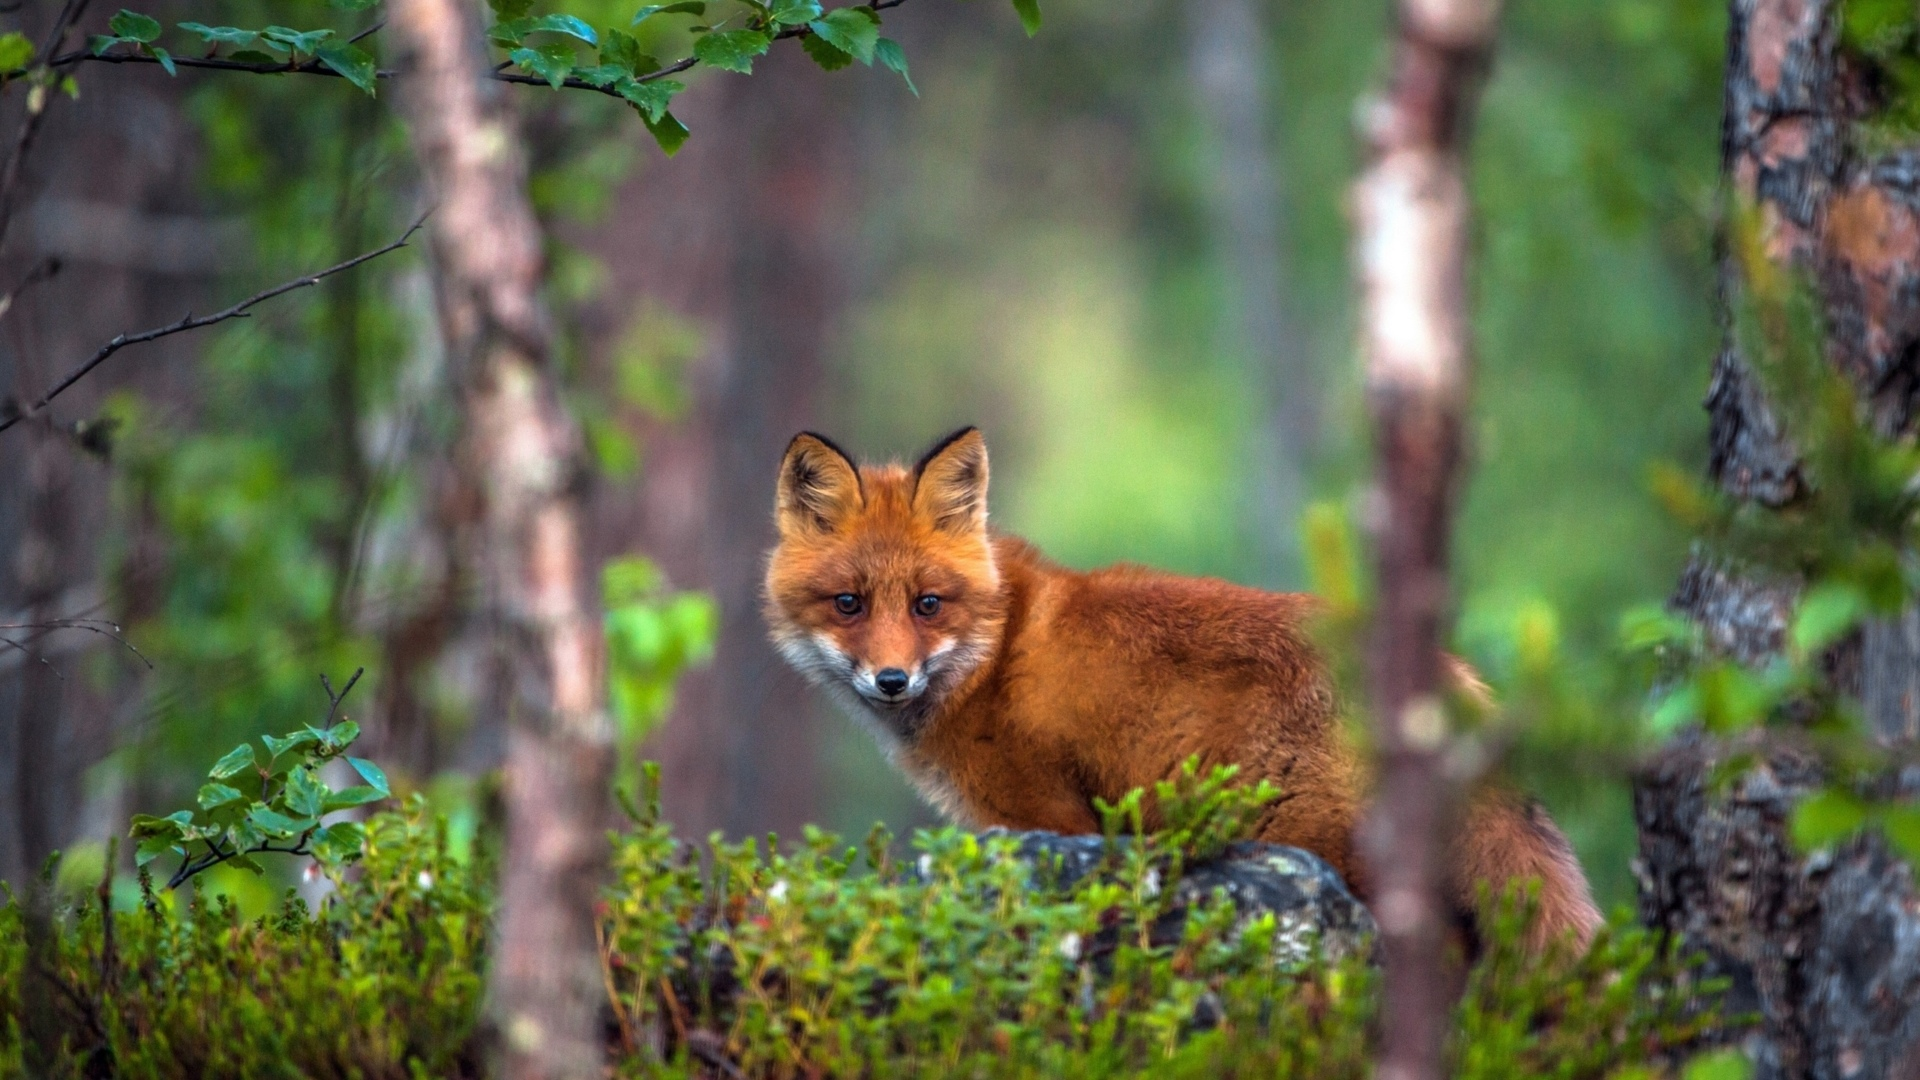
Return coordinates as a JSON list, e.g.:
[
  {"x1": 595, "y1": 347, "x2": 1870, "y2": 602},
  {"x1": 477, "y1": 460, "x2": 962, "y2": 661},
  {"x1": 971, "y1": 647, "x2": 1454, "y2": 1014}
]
[
  {"x1": 489, "y1": 0, "x2": 534, "y2": 21},
  {"x1": 1792, "y1": 581, "x2": 1868, "y2": 656},
  {"x1": 209, "y1": 742, "x2": 259, "y2": 780},
  {"x1": 283, "y1": 766, "x2": 330, "y2": 818},
  {"x1": 1644, "y1": 685, "x2": 1697, "y2": 737},
  {"x1": 196, "y1": 783, "x2": 246, "y2": 811},
  {"x1": 88, "y1": 35, "x2": 120, "y2": 56},
  {"x1": 322, "y1": 785, "x2": 386, "y2": 812},
  {"x1": 109, "y1": 9, "x2": 163, "y2": 43},
  {"x1": 247, "y1": 806, "x2": 315, "y2": 838},
  {"x1": 632, "y1": 1, "x2": 705, "y2": 25},
  {"x1": 522, "y1": 13, "x2": 598, "y2": 44},
  {"x1": 261, "y1": 26, "x2": 335, "y2": 54},
  {"x1": 310, "y1": 821, "x2": 365, "y2": 863},
  {"x1": 129, "y1": 811, "x2": 191, "y2": 839},
  {"x1": 177, "y1": 22, "x2": 260, "y2": 47},
  {"x1": 572, "y1": 63, "x2": 628, "y2": 87},
  {"x1": 598, "y1": 27, "x2": 656, "y2": 74},
  {"x1": 0, "y1": 32, "x2": 36, "y2": 72},
  {"x1": 1881, "y1": 803, "x2": 1920, "y2": 864},
  {"x1": 1618, "y1": 603, "x2": 1694, "y2": 652},
  {"x1": 262, "y1": 730, "x2": 319, "y2": 762},
  {"x1": 134, "y1": 834, "x2": 181, "y2": 867},
  {"x1": 1009, "y1": 0, "x2": 1041, "y2": 36},
  {"x1": 1683, "y1": 1048, "x2": 1752, "y2": 1080},
  {"x1": 874, "y1": 36, "x2": 913, "y2": 94},
  {"x1": 1791, "y1": 788, "x2": 1869, "y2": 851},
  {"x1": 809, "y1": 8, "x2": 877, "y2": 63},
  {"x1": 618, "y1": 77, "x2": 681, "y2": 121},
  {"x1": 800, "y1": 28, "x2": 851, "y2": 69},
  {"x1": 347, "y1": 756, "x2": 390, "y2": 796},
  {"x1": 693, "y1": 28, "x2": 769, "y2": 73},
  {"x1": 769, "y1": 0, "x2": 822, "y2": 26},
  {"x1": 145, "y1": 44, "x2": 174, "y2": 74},
  {"x1": 314, "y1": 40, "x2": 377, "y2": 94},
  {"x1": 318, "y1": 719, "x2": 360, "y2": 751},
  {"x1": 225, "y1": 851, "x2": 267, "y2": 874},
  {"x1": 512, "y1": 42, "x2": 575, "y2": 88},
  {"x1": 643, "y1": 108, "x2": 689, "y2": 156}
]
